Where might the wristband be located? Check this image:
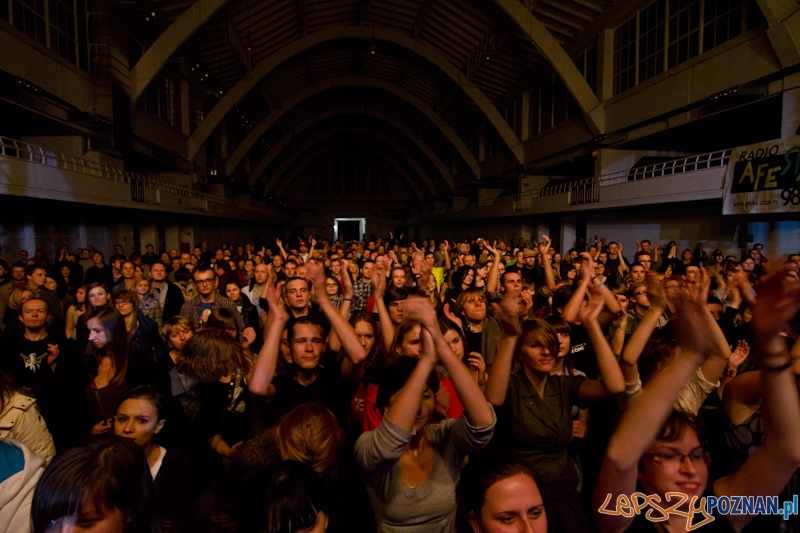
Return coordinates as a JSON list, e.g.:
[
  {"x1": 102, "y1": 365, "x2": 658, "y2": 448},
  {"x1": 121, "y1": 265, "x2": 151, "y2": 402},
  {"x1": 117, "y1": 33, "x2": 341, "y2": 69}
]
[
  {"x1": 343, "y1": 298, "x2": 352, "y2": 301},
  {"x1": 725, "y1": 368, "x2": 737, "y2": 379}
]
